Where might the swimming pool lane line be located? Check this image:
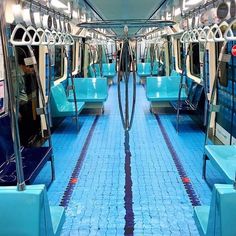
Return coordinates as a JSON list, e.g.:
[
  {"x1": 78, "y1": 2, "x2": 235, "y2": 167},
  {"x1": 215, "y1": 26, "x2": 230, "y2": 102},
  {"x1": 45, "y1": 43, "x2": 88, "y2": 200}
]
[
  {"x1": 155, "y1": 114, "x2": 201, "y2": 207},
  {"x1": 60, "y1": 115, "x2": 99, "y2": 208}
]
